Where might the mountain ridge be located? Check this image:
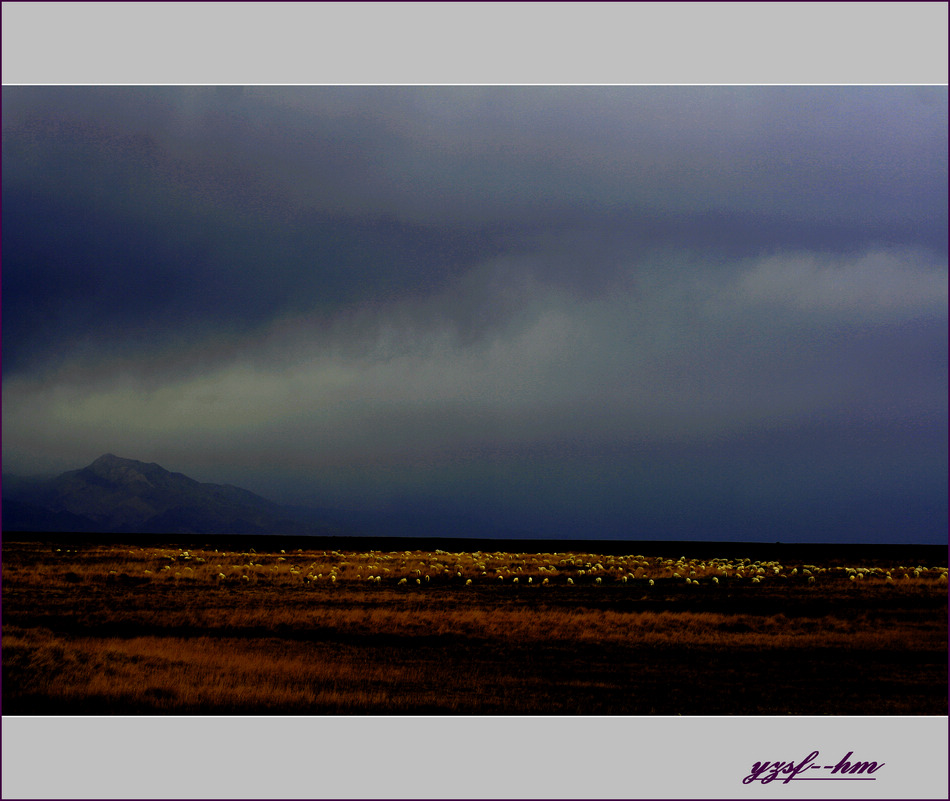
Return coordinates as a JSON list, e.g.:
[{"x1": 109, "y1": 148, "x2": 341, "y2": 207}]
[{"x1": 2, "y1": 454, "x2": 341, "y2": 536}]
